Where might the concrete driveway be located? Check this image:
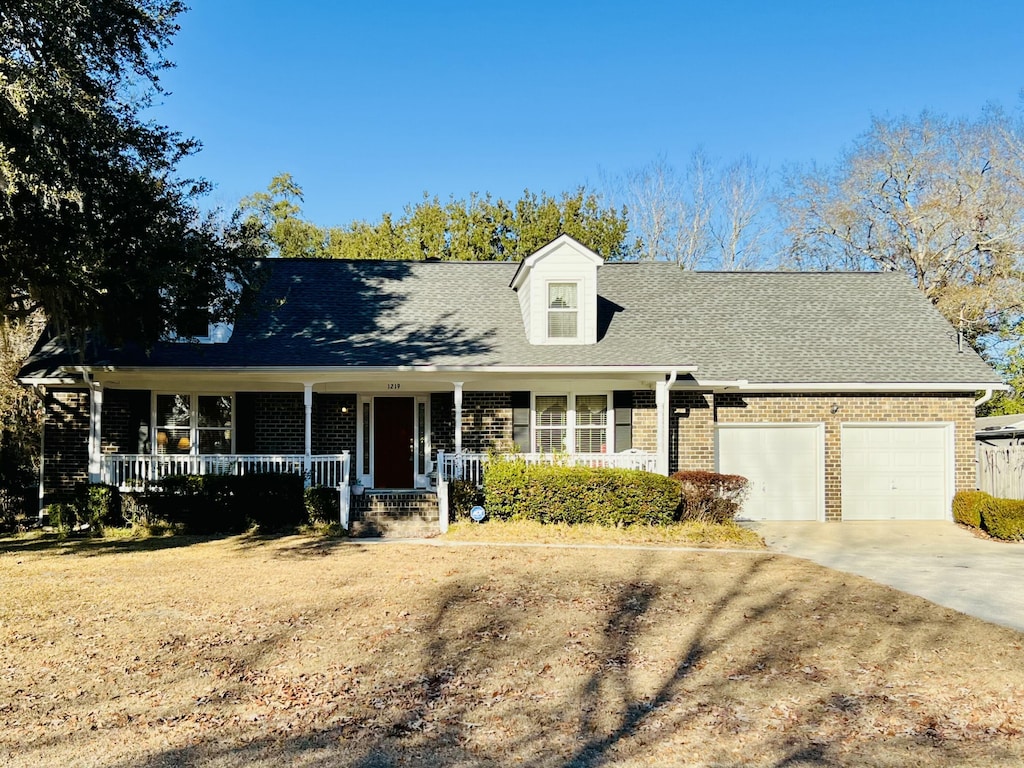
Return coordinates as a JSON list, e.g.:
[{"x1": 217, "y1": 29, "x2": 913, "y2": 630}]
[{"x1": 746, "y1": 521, "x2": 1024, "y2": 633}]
